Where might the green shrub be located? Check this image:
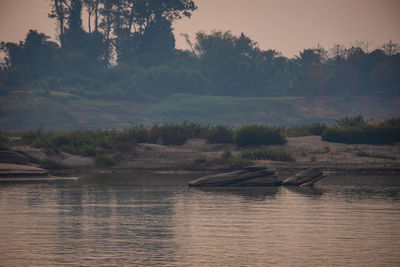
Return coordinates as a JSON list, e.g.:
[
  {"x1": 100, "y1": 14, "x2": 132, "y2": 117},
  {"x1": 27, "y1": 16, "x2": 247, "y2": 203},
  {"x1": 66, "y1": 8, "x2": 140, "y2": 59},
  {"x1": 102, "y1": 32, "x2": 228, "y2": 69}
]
[
  {"x1": 181, "y1": 121, "x2": 209, "y2": 139},
  {"x1": 147, "y1": 124, "x2": 190, "y2": 145},
  {"x1": 80, "y1": 144, "x2": 100, "y2": 156},
  {"x1": 60, "y1": 143, "x2": 102, "y2": 157},
  {"x1": 221, "y1": 149, "x2": 232, "y2": 159},
  {"x1": 283, "y1": 123, "x2": 327, "y2": 137},
  {"x1": 22, "y1": 129, "x2": 43, "y2": 144},
  {"x1": 382, "y1": 117, "x2": 400, "y2": 128},
  {"x1": 309, "y1": 122, "x2": 328, "y2": 135},
  {"x1": 207, "y1": 125, "x2": 234, "y2": 143},
  {"x1": 116, "y1": 124, "x2": 148, "y2": 143},
  {"x1": 23, "y1": 129, "x2": 113, "y2": 156},
  {"x1": 323, "y1": 116, "x2": 400, "y2": 145},
  {"x1": 227, "y1": 156, "x2": 254, "y2": 170},
  {"x1": 282, "y1": 125, "x2": 311, "y2": 137},
  {"x1": 22, "y1": 129, "x2": 54, "y2": 149},
  {"x1": 147, "y1": 122, "x2": 208, "y2": 145},
  {"x1": 335, "y1": 115, "x2": 365, "y2": 128},
  {"x1": 50, "y1": 130, "x2": 111, "y2": 155},
  {"x1": 235, "y1": 125, "x2": 286, "y2": 146},
  {"x1": 95, "y1": 153, "x2": 116, "y2": 166},
  {"x1": 32, "y1": 134, "x2": 57, "y2": 150},
  {"x1": 322, "y1": 124, "x2": 400, "y2": 145},
  {"x1": 240, "y1": 147, "x2": 295, "y2": 162}
]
